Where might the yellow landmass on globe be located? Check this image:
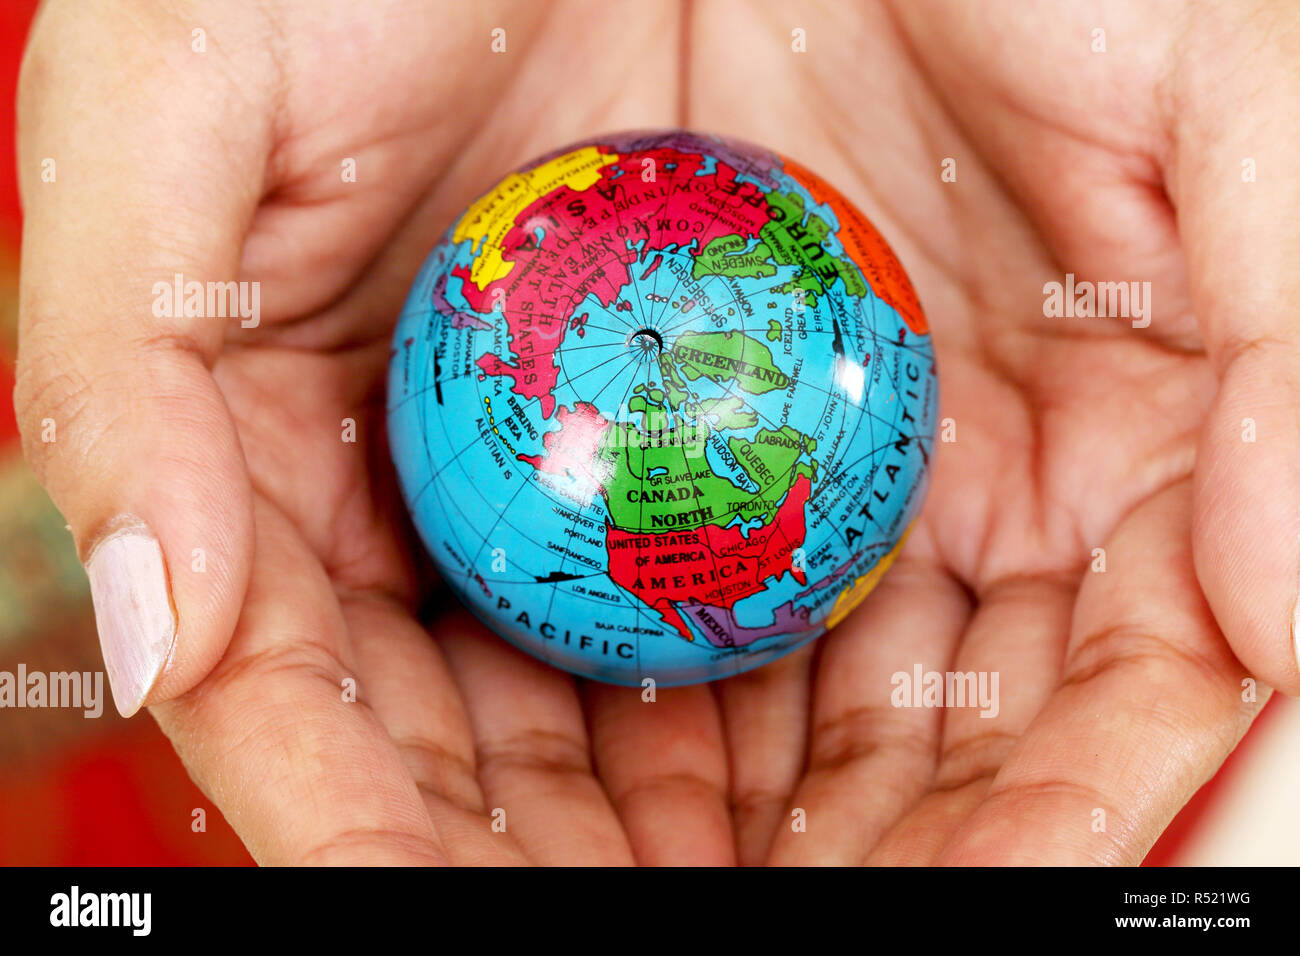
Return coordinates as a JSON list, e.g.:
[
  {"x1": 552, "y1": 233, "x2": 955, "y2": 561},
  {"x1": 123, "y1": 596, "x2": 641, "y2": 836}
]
[
  {"x1": 452, "y1": 146, "x2": 619, "y2": 291},
  {"x1": 825, "y1": 524, "x2": 914, "y2": 631}
]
